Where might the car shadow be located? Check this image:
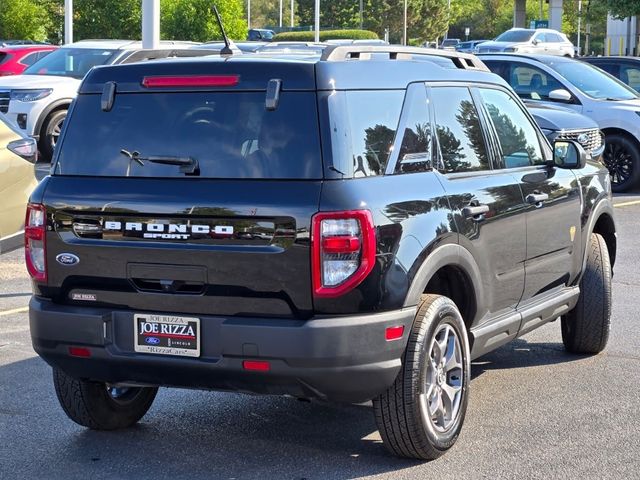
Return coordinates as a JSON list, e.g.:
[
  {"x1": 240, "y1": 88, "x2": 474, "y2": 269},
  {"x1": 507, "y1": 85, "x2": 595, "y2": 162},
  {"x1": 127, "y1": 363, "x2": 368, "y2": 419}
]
[{"x1": 0, "y1": 336, "x2": 588, "y2": 479}]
